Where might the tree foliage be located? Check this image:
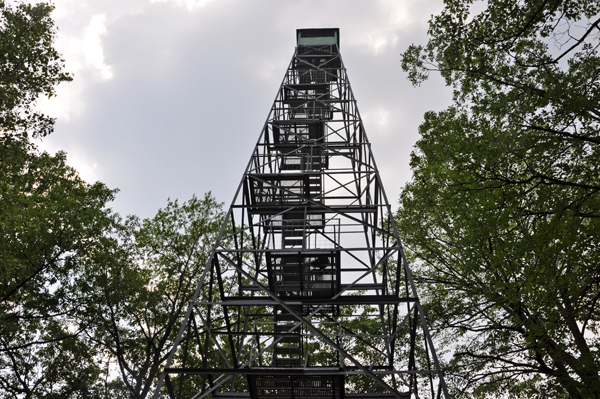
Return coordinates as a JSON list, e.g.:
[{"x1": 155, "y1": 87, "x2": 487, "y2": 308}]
[
  {"x1": 0, "y1": 2, "x2": 115, "y2": 397},
  {"x1": 0, "y1": 1, "x2": 71, "y2": 138},
  {"x1": 0, "y1": 135, "x2": 116, "y2": 397},
  {"x1": 398, "y1": 1, "x2": 600, "y2": 398},
  {"x1": 83, "y1": 194, "x2": 225, "y2": 399}
]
